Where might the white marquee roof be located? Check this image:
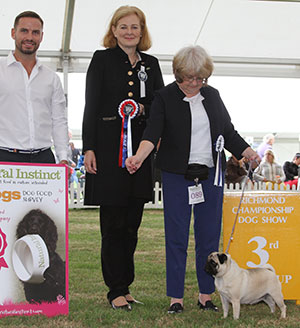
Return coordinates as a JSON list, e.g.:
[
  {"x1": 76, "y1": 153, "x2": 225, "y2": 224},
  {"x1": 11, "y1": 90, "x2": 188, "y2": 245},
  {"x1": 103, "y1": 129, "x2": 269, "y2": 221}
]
[
  {"x1": 1, "y1": 0, "x2": 300, "y2": 162},
  {"x1": 1, "y1": 0, "x2": 300, "y2": 77}
]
